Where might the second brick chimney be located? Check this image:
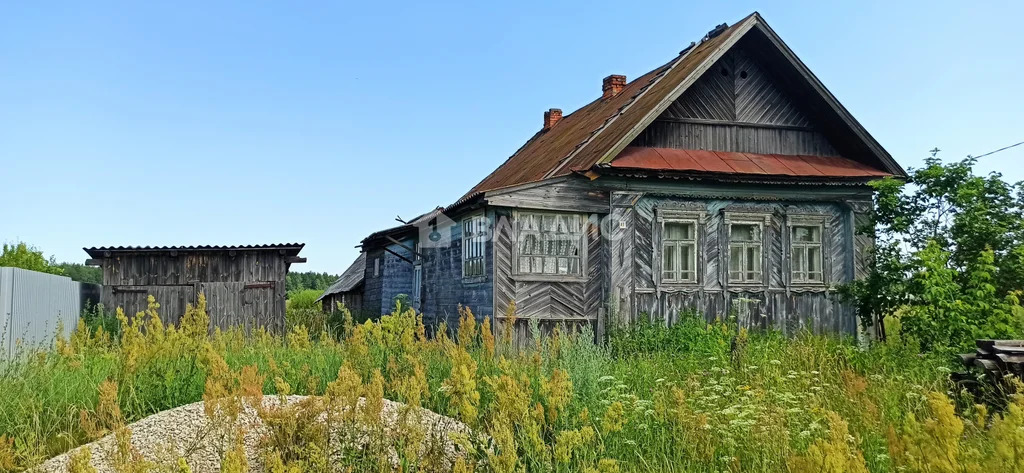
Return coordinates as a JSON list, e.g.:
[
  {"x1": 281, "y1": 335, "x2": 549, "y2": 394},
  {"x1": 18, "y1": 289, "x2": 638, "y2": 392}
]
[
  {"x1": 543, "y1": 108, "x2": 563, "y2": 129},
  {"x1": 602, "y1": 74, "x2": 627, "y2": 99}
]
